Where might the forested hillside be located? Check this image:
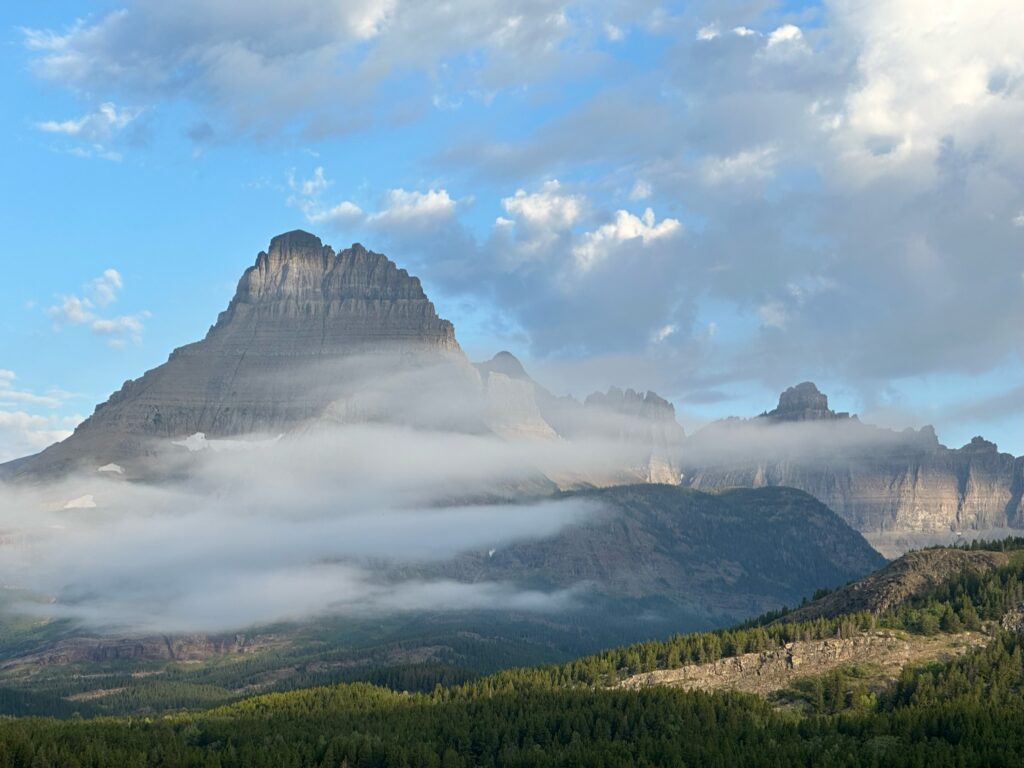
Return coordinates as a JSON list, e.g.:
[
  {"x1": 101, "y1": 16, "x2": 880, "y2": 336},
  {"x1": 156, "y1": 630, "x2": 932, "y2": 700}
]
[{"x1": 1, "y1": 541, "x2": 1023, "y2": 767}]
